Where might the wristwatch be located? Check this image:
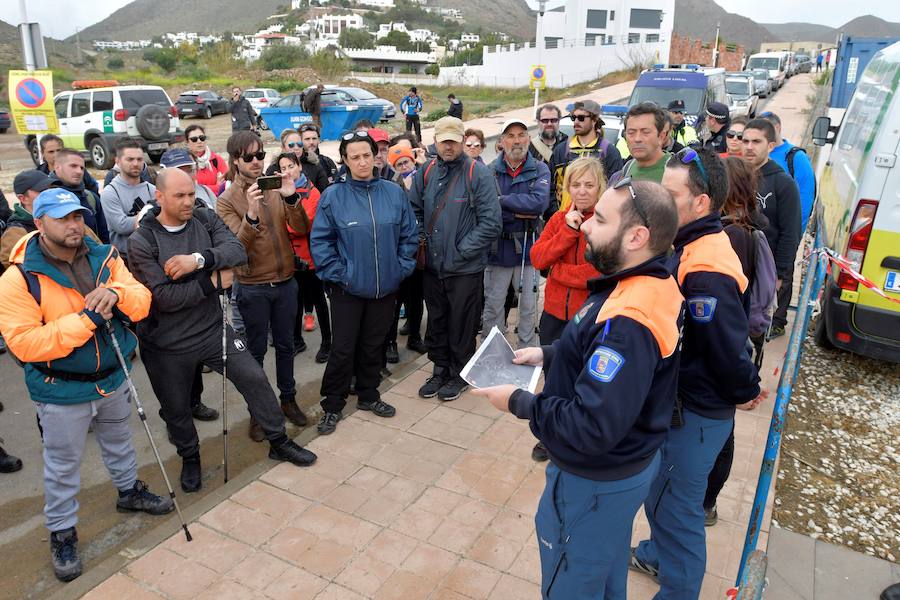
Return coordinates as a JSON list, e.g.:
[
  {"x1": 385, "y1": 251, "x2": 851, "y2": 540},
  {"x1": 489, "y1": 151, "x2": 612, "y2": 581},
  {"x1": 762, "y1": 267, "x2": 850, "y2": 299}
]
[{"x1": 192, "y1": 252, "x2": 205, "y2": 270}]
